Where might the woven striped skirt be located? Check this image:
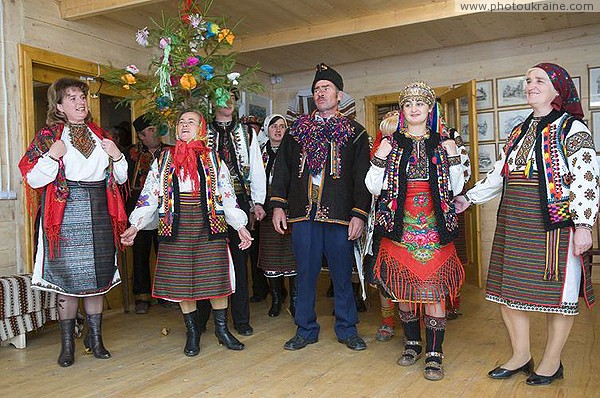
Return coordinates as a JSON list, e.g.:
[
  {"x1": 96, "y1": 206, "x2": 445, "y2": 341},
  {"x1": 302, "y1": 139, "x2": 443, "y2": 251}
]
[
  {"x1": 33, "y1": 180, "x2": 120, "y2": 297},
  {"x1": 153, "y1": 194, "x2": 232, "y2": 301},
  {"x1": 258, "y1": 211, "x2": 297, "y2": 277},
  {"x1": 485, "y1": 172, "x2": 594, "y2": 315},
  {"x1": 374, "y1": 182, "x2": 464, "y2": 308}
]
